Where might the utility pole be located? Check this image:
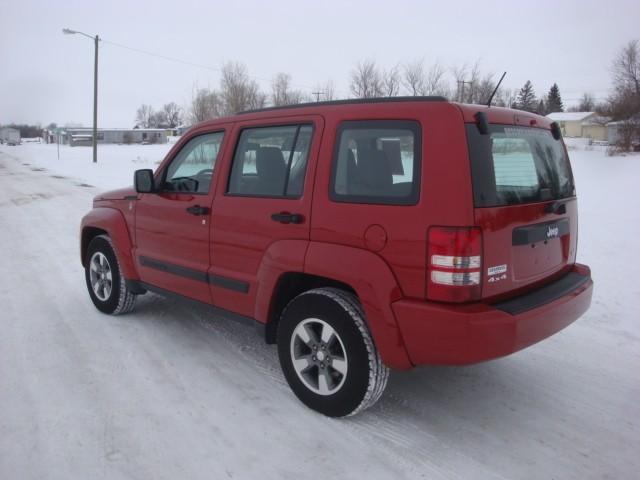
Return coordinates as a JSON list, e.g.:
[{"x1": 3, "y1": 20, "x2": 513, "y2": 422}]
[
  {"x1": 63, "y1": 28, "x2": 99, "y2": 163},
  {"x1": 92, "y1": 34, "x2": 99, "y2": 163},
  {"x1": 457, "y1": 80, "x2": 472, "y2": 103},
  {"x1": 312, "y1": 91, "x2": 324, "y2": 102}
]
